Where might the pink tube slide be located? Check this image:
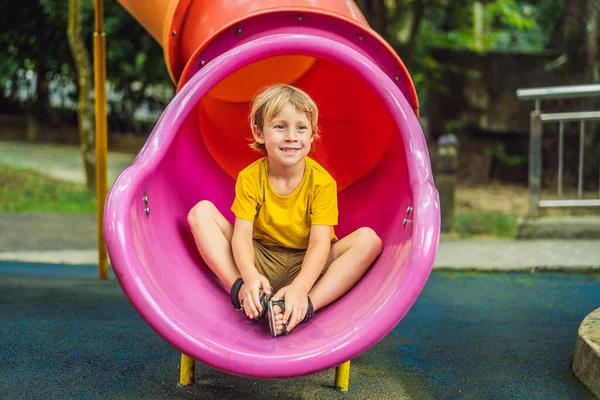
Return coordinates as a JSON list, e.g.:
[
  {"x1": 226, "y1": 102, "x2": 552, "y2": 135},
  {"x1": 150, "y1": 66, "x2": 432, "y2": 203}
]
[{"x1": 104, "y1": 15, "x2": 440, "y2": 379}]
